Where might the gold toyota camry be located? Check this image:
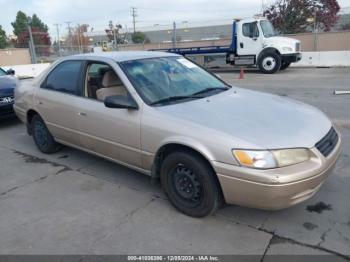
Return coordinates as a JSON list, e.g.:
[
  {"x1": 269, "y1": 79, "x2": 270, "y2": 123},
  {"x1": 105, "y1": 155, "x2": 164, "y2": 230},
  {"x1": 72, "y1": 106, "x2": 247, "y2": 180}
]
[{"x1": 14, "y1": 52, "x2": 341, "y2": 217}]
